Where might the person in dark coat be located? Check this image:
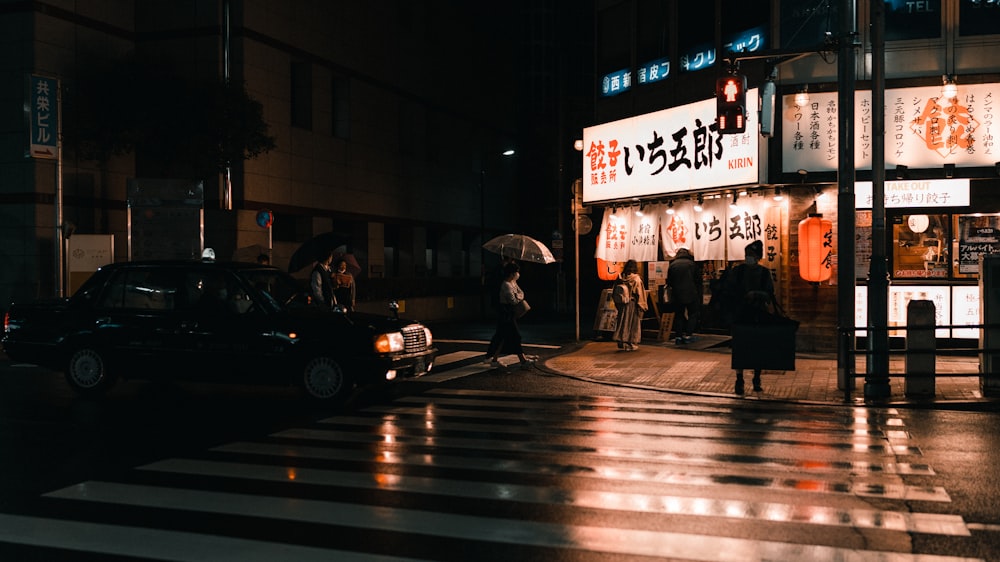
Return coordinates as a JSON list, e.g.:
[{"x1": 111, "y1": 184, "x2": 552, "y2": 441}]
[
  {"x1": 483, "y1": 261, "x2": 536, "y2": 369},
  {"x1": 667, "y1": 247, "x2": 701, "y2": 344},
  {"x1": 723, "y1": 240, "x2": 775, "y2": 395},
  {"x1": 310, "y1": 249, "x2": 335, "y2": 309}
]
